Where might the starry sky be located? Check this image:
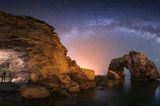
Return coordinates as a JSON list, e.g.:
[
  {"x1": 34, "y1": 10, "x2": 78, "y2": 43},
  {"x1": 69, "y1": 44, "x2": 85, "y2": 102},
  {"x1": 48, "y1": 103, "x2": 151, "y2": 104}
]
[{"x1": 0, "y1": 0, "x2": 160, "y2": 75}]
